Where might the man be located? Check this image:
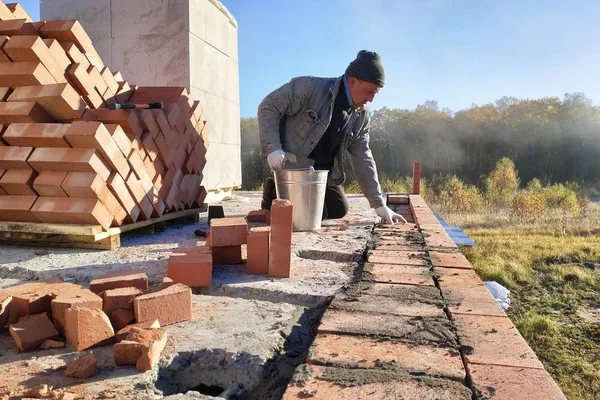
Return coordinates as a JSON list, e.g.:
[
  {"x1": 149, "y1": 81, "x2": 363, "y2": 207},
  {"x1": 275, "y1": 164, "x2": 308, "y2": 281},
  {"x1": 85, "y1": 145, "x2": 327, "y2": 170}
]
[{"x1": 257, "y1": 50, "x2": 406, "y2": 224}]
